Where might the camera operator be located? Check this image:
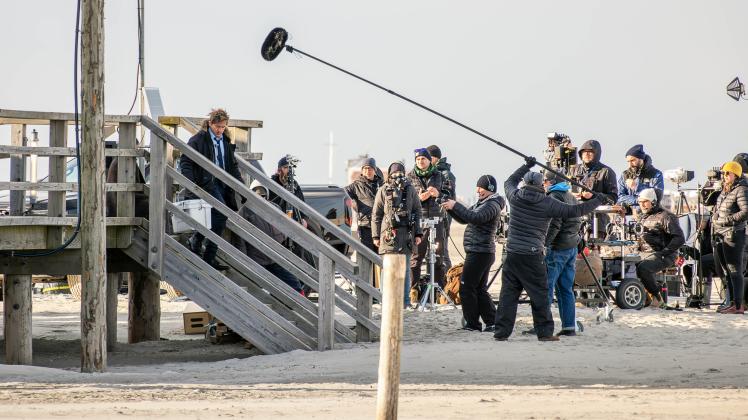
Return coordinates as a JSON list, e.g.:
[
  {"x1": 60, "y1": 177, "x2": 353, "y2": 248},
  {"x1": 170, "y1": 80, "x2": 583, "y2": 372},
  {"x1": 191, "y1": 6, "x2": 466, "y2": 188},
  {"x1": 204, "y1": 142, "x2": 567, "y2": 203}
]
[
  {"x1": 493, "y1": 158, "x2": 602, "y2": 342},
  {"x1": 617, "y1": 144, "x2": 664, "y2": 213},
  {"x1": 441, "y1": 175, "x2": 505, "y2": 332},
  {"x1": 269, "y1": 155, "x2": 308, "y2": 227},
  {"x1": 571, "y1": 140, "x2": 618, "y2": 203},
  {"x1": 427, "y1": 144, "x2": 455, "y2": 272},
  {"x1": 712, "y1": 161, "x2": 748, "y2": 314},
  {"x1": 542, "y1": 171, "x2": 583, "y2": 336},
  {"x1": 372, "y1": 162, "x2": 424, "y2": 308},
  {"x1": 408, "y1": 148, "x2": 447, "y2": 288},
  {"x1": 634, "y1": 188, "x2": 685, "y2": 309},
  {"x1": 345, "y1": 157, "x2": 384, "y2": 253},
  {"x1": 181, "y1": 108, "x2": 245, "y2": 271}
]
